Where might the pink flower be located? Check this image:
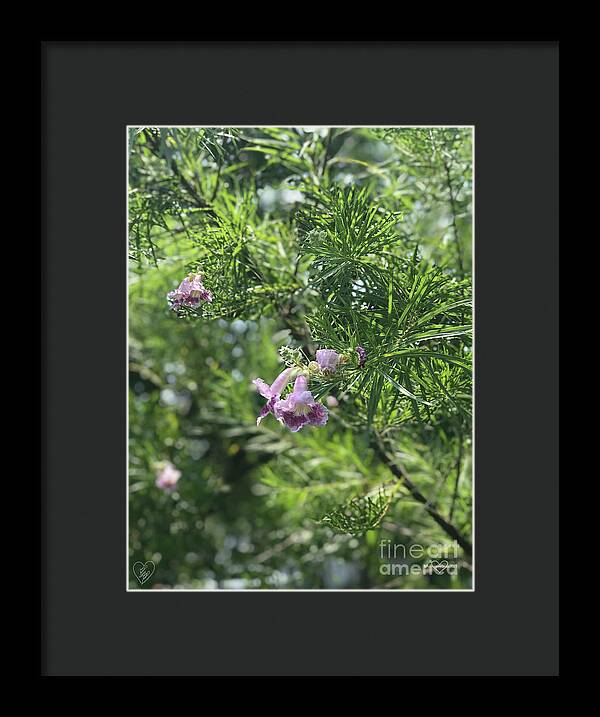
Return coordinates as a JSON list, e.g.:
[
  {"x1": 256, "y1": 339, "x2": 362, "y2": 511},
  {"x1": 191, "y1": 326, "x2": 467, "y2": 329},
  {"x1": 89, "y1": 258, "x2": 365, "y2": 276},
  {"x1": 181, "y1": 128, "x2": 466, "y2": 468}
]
[
  {"x1": 273, "y1": 375, "x2": 328, "y2": 433},
  {"x1": 315, "y1": 349, "x2": 341, "y2": 374},
  {"x1": 252, "y1": 368, "x2": 295, "y2": 426},
  {"x1": 155, "y1": 461, "x2": 181, "y2": 492},
  {"x1": 167, "y1": 273, "x2": 213, "y2": 310}
]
